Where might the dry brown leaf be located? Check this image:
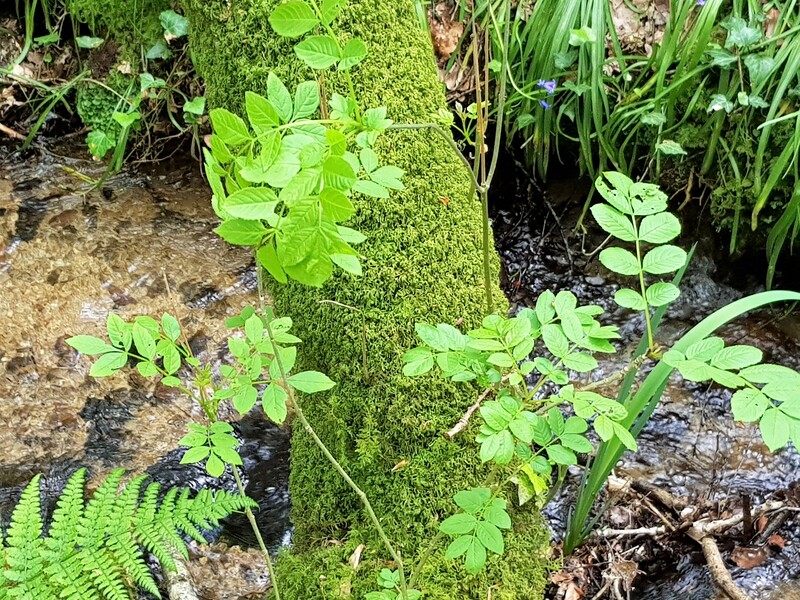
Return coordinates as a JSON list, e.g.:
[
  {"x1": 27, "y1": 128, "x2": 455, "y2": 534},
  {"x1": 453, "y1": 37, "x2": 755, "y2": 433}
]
[
  {"x1": 730, "y1": 545, "x2": 770, "y2": 569},
  {"x1": 767, "y1": 534, "x2": 786, "y2": 549}
]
